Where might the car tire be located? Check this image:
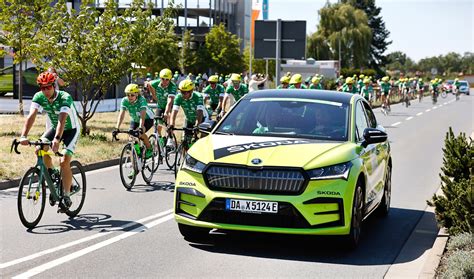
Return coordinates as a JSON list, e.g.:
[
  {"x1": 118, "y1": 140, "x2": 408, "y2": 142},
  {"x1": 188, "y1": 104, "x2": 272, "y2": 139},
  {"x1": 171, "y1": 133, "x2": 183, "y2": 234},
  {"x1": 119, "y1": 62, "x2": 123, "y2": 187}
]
[
  {"x1": 344, "y1": 183, "x2": 364, "y2": 249},
  {"x1": 178, "y1": 223, "x2": 210, "y2": 242},
  {"x1": 376, "y1": 164, "x2": 391, "y2": 217}
]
